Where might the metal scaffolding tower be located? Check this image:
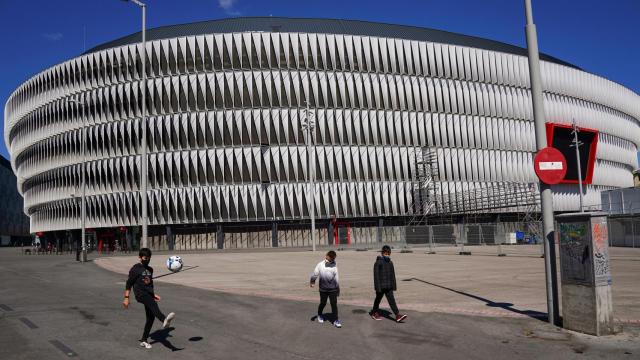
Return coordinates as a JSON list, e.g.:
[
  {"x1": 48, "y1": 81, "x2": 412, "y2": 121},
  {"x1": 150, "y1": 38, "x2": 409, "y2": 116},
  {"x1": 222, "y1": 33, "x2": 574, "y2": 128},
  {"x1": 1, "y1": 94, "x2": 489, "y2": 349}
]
[{"x1": 407, "y1": 147, "x2": 440, "y2": 226}]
